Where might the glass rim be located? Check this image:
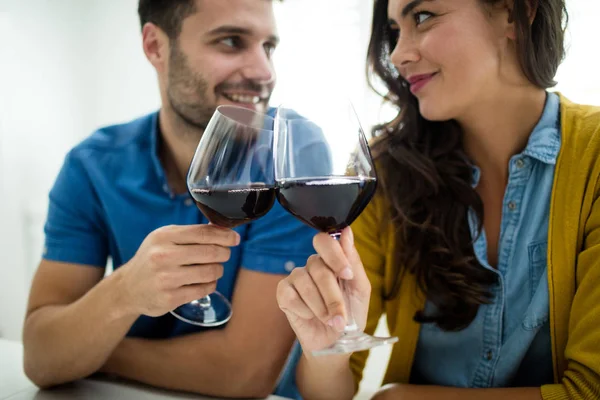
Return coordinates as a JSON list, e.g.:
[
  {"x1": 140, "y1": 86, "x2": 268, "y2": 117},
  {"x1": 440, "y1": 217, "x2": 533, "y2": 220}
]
[{"x1": 214, "y1": 105, "x2": 275, "y2": 132}]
